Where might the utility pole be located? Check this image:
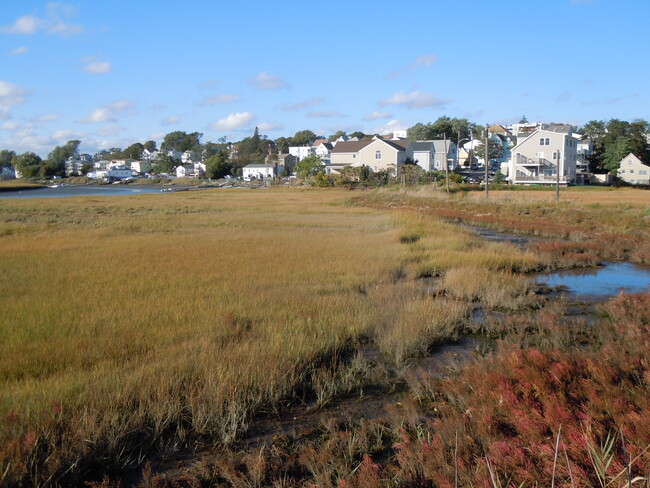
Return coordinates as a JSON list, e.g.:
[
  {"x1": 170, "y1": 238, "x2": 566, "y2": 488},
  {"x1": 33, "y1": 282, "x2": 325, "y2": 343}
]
[
  {"x1": 444, "y1": 132, "x2": 450, "y2": 193},
  {"x1": 485, "y1": 123, "x2": 489, "y2": 198},
  {"x1": 556, "y1": 149, "x2": 561, "y2": 202},
  {"x1": 457, "y1": 129, "x2": 461, "y2": 169}
]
